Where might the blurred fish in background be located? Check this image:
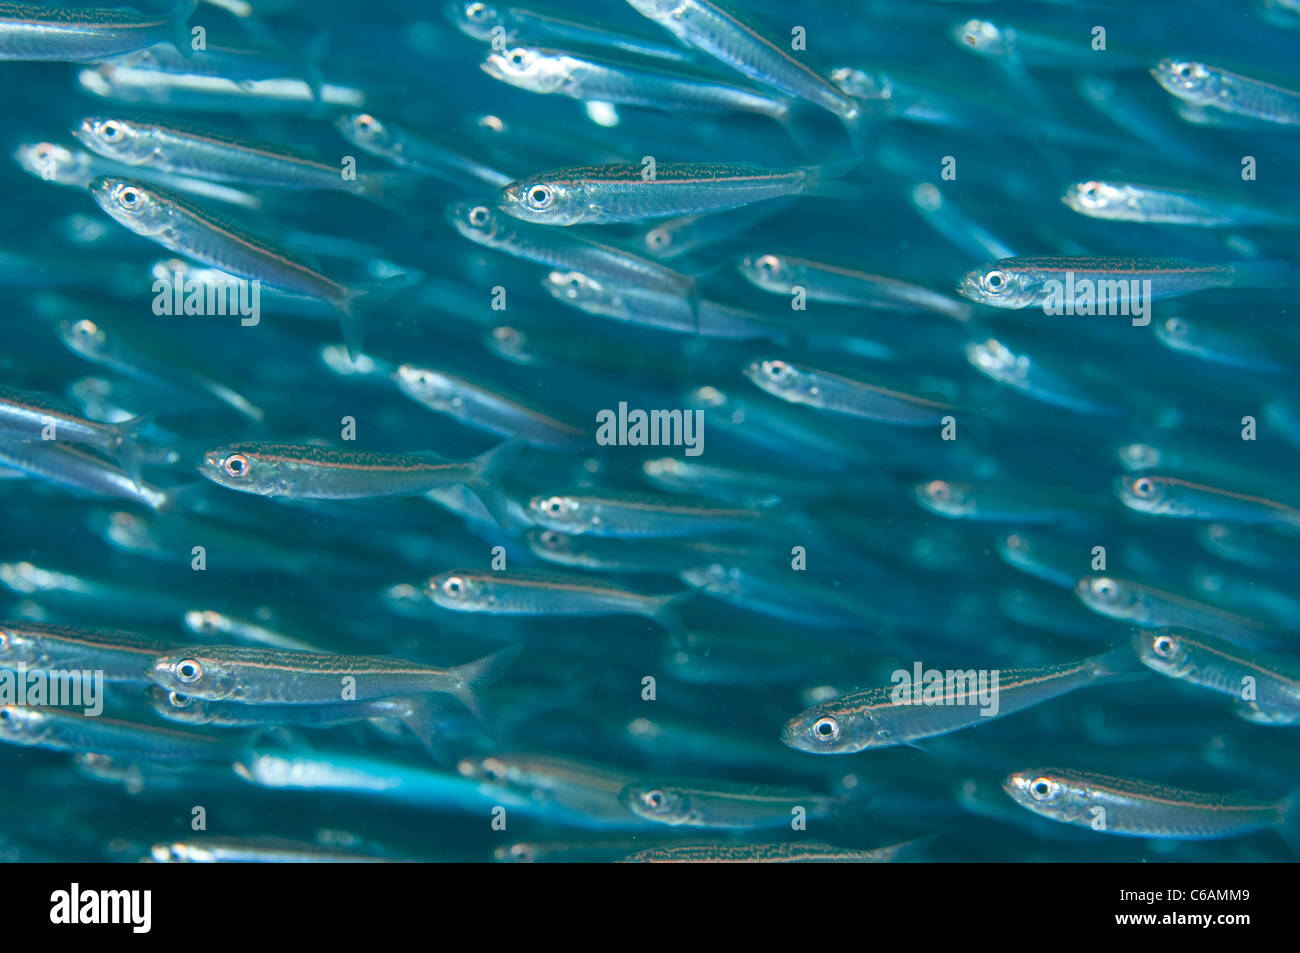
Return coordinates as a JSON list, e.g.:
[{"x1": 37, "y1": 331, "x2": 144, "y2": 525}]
[{"x1": 0, "y1": 0, "x2": 1298, "y2": 863}]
